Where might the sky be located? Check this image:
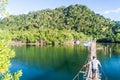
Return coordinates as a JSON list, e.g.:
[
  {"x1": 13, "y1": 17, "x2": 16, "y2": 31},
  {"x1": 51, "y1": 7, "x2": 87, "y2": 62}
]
[{"x1": 6, "y1": 0, "x2": 120, "y2": 21}]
